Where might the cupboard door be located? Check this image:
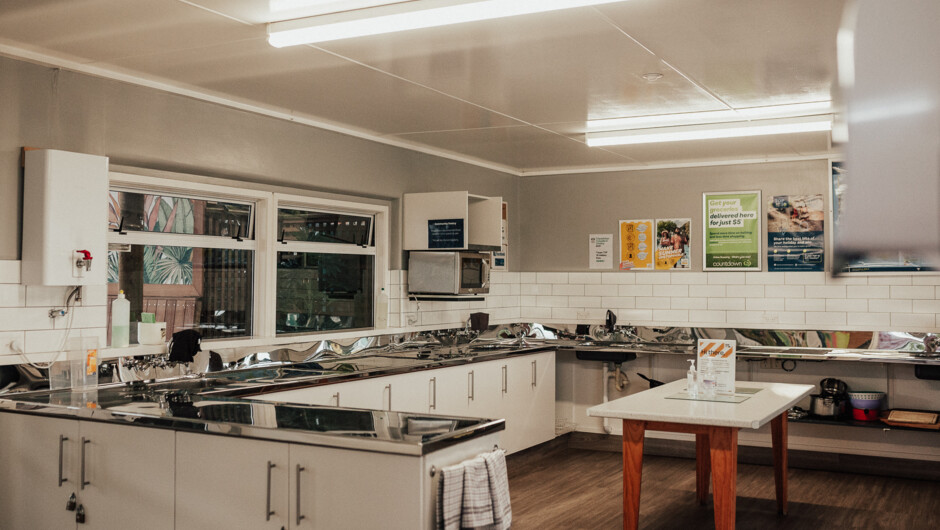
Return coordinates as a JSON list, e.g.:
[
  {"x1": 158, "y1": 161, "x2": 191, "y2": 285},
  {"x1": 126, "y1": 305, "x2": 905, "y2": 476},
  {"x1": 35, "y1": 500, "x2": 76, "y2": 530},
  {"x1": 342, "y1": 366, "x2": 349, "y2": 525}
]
[
  {"x1": 250, "y1": 384, "x2": 342, "y2": 407},
  {"x1": 0, "y1": 413, "x2": 79, "y2": 529},
  {"x1": 505, "y1": 352, "x2": 556, "y2": 453},
  {"x1": 176, "y1": 432, "x2": 289, "y2": 530},
  {"x1": 78, "y1": 421, "x2": 175, "y2": 530},
  {"x1": 429, "y1": 364, "x2": 473, "y2": 416},
  {"x1": 290, "y1": 443, "x2": 423, "y2": 529}
]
